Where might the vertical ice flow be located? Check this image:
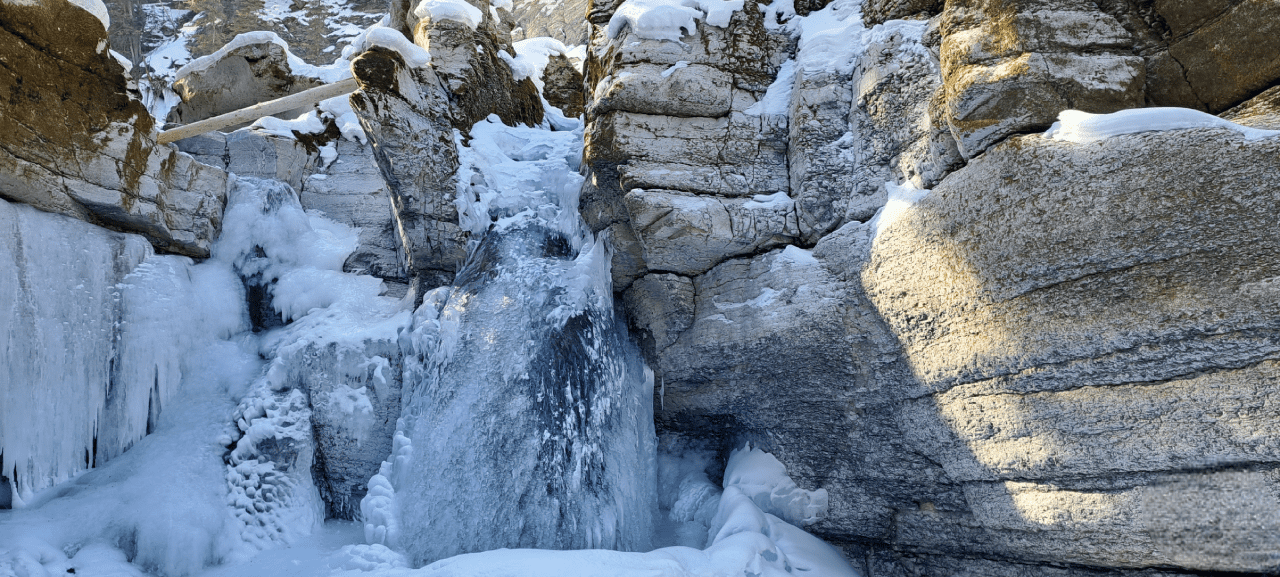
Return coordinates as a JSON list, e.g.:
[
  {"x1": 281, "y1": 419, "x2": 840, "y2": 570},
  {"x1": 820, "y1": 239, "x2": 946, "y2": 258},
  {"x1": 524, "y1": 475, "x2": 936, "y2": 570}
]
[{"x1": 362, "y1": 116, "x2": 657, "y2": 565}]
